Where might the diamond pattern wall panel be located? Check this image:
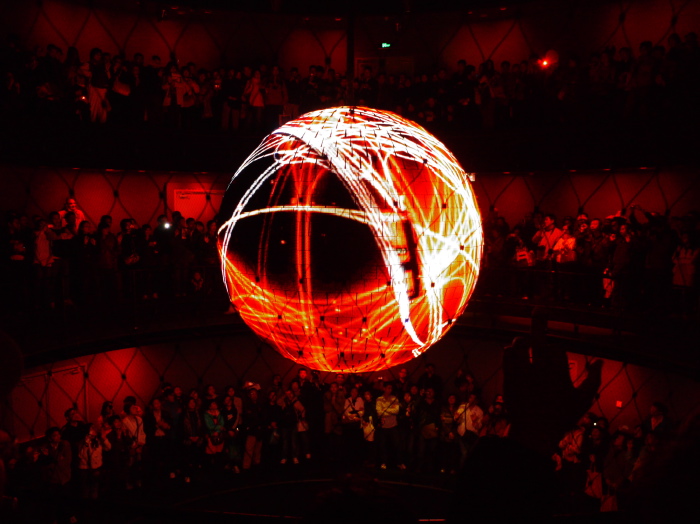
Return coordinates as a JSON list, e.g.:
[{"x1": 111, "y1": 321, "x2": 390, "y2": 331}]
[
  {"x1": 1, "y1": 165, "x2": 698, "y2": 231},
  {"x1": 2, "y1": 0, "x2": 699, "y2": 77},
  {"x1": 0, "y1": 165, "x2": 230, "y2": 229},
  {"x1": 3, "y1": 331, "x2": 700, "y2": 444},
  {"x1": 472, "y1": 167, "x2": 700, "y2": 226}
]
